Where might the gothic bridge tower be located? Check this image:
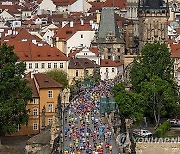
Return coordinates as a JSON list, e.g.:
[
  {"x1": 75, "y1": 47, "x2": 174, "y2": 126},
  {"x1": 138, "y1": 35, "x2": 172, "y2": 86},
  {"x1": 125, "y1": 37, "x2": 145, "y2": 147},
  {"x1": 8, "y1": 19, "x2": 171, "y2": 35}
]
[{"x1": 138, "y1": 0, "x2": 169, "y2": 51}]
